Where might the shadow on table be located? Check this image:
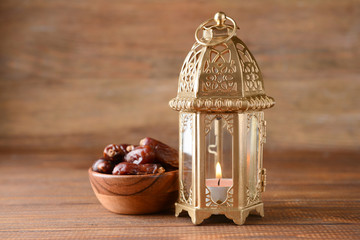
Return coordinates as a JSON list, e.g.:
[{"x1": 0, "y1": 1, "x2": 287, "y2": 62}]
[
  {"x1": 149, "y1": 198, "x2": 359, "y2": 226},
  {"x1": 175, "y1": 201, "x2": 357, "y2": 226}
]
